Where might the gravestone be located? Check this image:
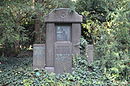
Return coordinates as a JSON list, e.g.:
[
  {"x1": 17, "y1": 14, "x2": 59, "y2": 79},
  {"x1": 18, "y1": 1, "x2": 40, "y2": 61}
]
[
  {"x1": 86, "y1": 45, "x2": 94, "y2": 64},
  {"x1": 45, "y1": 8, "x2": 82, "y2": 74},
  {"x1": 33, "y1": 44, "x2": 45, "y2": 69}
]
